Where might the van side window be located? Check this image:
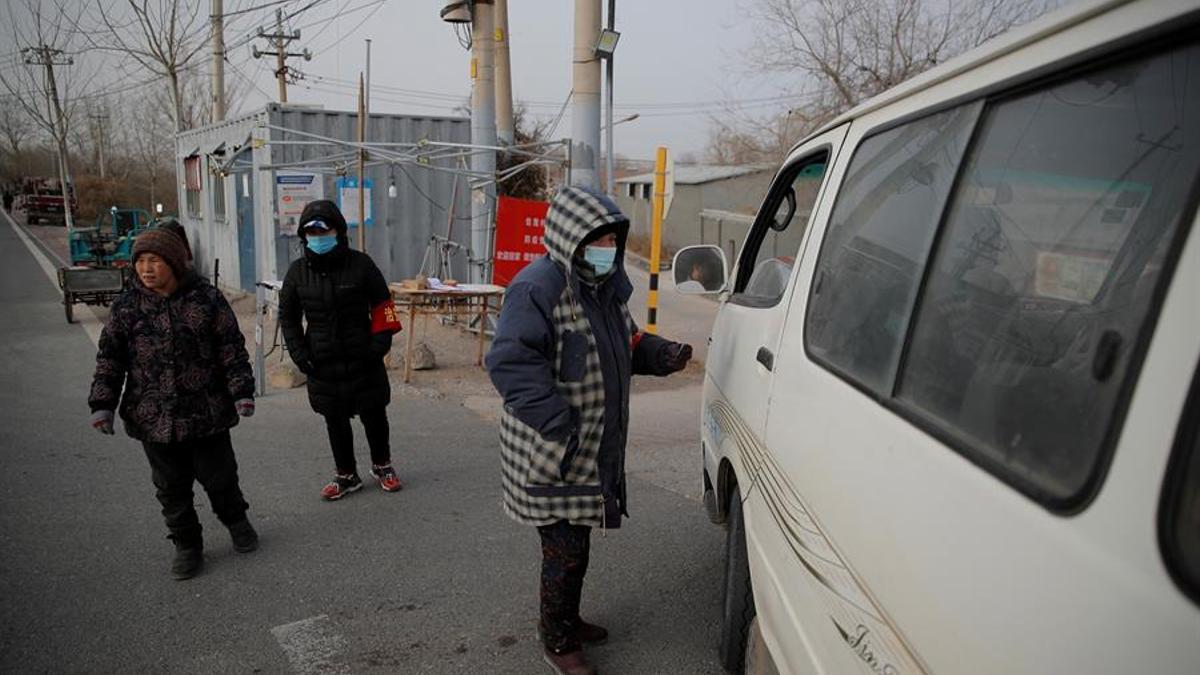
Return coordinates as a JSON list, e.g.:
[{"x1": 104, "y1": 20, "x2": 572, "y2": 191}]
[
  {"x1": 898, "y1": 40, "x2": 1200, "y2": 504},
  {"x1": 1161, "y1": 369, "x2": 1200, "y2": 606},
  {"x1": 731, "y1": 153, "x2": 828, "y2": 307},
  {"x1": 805, "y1": 104, "x2": 981, "y2": 393}
]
